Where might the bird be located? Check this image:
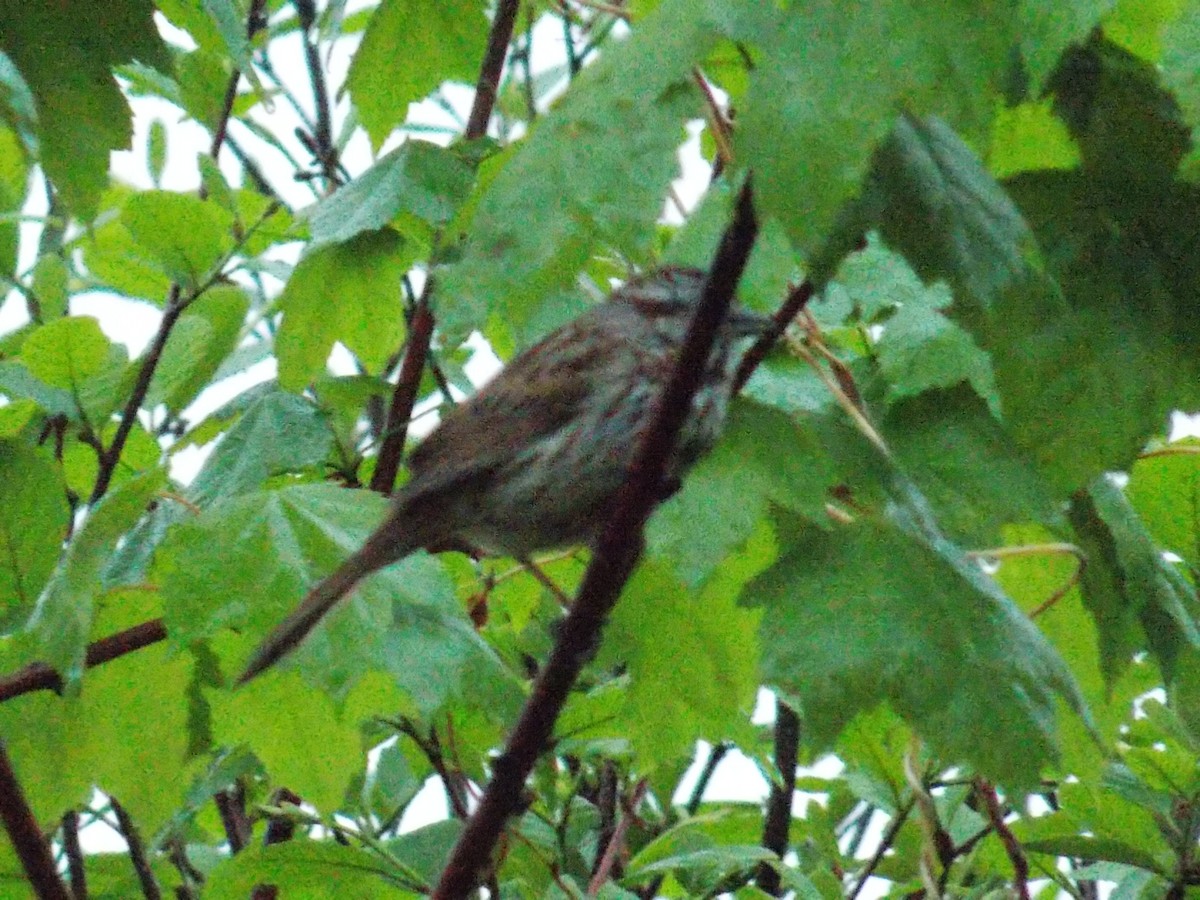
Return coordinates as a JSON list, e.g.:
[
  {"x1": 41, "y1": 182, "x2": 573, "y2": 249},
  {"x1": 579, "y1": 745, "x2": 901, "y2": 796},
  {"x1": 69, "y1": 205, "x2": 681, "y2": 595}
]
[{"x1": 237, "y1": 266, "x2": 770, "y2": 684}]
